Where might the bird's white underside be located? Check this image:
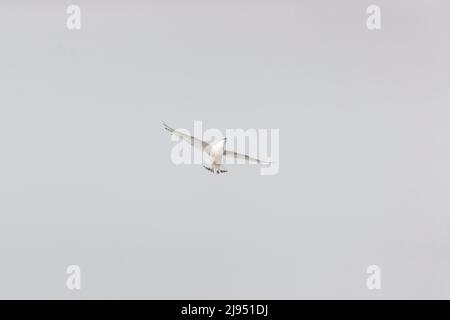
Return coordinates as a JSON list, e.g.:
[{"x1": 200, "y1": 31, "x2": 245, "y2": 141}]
[{"x1": 163, "y1": 123, "x2": 270, "y2": 174}]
